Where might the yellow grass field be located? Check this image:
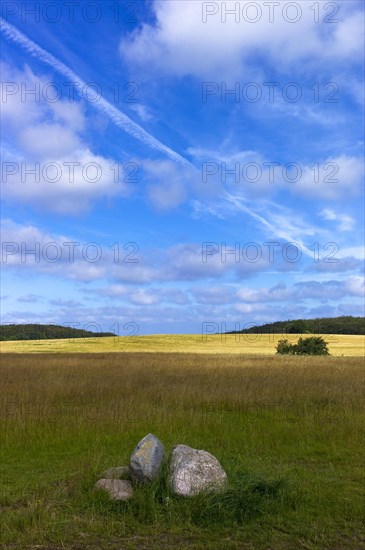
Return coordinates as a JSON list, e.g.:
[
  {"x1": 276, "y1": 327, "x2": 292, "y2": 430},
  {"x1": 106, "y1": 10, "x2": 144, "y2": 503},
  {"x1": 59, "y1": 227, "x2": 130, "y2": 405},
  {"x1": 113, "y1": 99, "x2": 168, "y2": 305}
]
[{"x1": 0, "y1": 332, "x2": 364, "y2": 355}]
